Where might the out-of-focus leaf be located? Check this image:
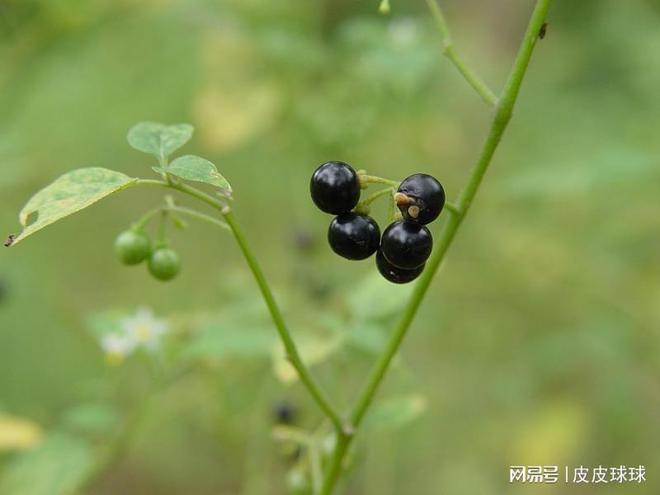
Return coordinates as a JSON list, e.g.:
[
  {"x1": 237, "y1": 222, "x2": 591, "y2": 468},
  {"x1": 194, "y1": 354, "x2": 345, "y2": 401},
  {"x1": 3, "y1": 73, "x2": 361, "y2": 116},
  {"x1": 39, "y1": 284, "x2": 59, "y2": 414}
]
[
  {"x1": 9, "y1": 168, "x2": 136, "y2": 246},
  {"x1": 502, "y1": 148, "x2": 656, "y2": 197},
  {"x1": 62, "y1": 403, "x2": 119, "y2": 436},
  {"x1": 166, "y1": 155, "x2": 231, "y2": 191},
  {"x1": 365, "y1": 394, "x2": 427, "y2": 431},
  {"x1": 0, "y1": 433, "x2": 95, "y2": 495},
  {"x1": 346, "y1": 323, "x2": 388, "y2": 354},
  {"x1": 86, "y1": 310, "x2": 124, "y2": 340},
  {"x1": 348, "y1": 272, "x2": 414, "y2": 323},
  {"x1": 193, "y1": 83, "x2": 281, "y2": 153},
  {"x1": 0, "y1": 414, "x2": 43, "y2": 452},
  {"x1": 338, "y1": 19, "x2": 436, "y2": 94},
  {"x1": 127, "y1": 122, "x2": 193, "y2": 159},
  {"x1": 273, "y1": 334, "x2": 342, "y2": 384},
  {"x1": 271, "y1": 425, "x2": 310, "y2": 445},
  {"x1": 511, "y1": 400, "x2": 587, "y2": 464},
  {"x1": 183, "y1": 322, "x2": 275, "y2": 361}
]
